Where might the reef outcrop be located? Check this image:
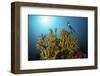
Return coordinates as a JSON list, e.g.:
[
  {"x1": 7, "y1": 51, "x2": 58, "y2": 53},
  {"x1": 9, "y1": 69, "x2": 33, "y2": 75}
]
[{"x1": 37, "y1": 28, "x2": 86, "y2": 60}]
